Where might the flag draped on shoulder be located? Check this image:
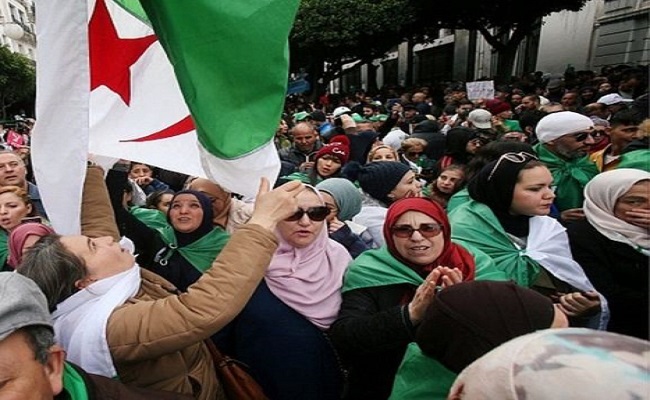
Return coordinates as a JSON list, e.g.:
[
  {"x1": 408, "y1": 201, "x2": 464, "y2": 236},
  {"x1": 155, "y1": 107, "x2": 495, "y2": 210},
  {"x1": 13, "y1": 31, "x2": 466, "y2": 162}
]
[{"x1": 32, "y1": 0, "x2": 298, "y2": 233}]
